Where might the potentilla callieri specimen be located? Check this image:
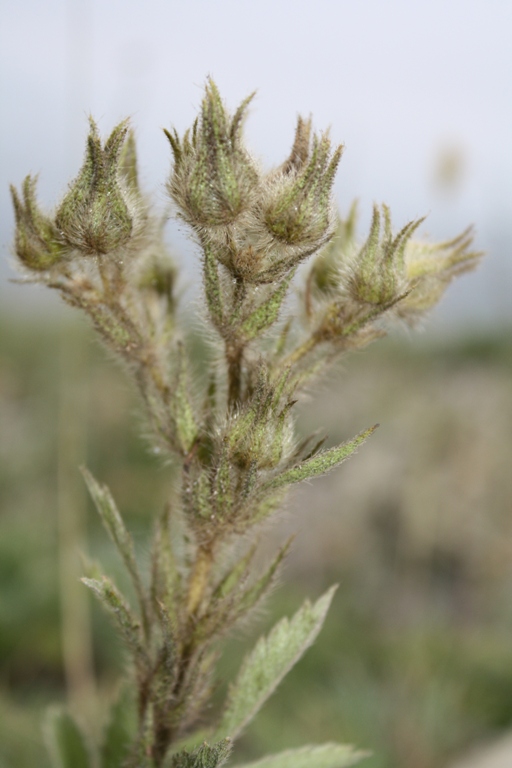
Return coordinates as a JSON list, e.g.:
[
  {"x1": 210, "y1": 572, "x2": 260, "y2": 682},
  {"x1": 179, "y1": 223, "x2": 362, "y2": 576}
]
[{"x1": 10, "y1": 79, "x2": 481, "y2": 768}]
